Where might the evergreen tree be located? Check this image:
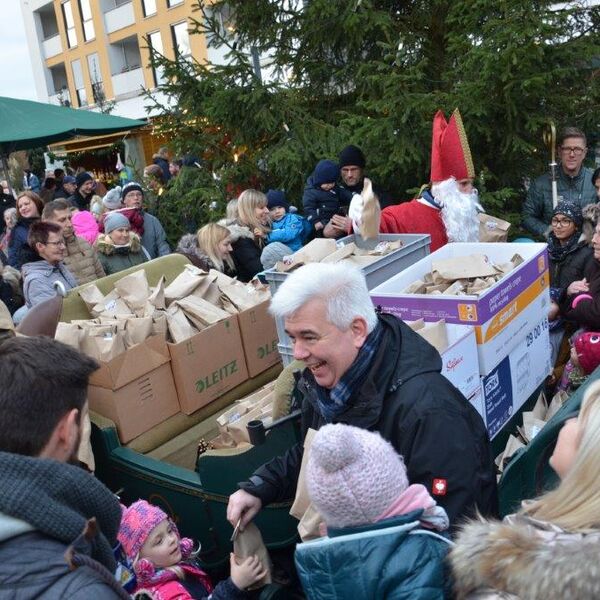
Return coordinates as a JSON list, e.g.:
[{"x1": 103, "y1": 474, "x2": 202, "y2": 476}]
[{"x1": 149, "y1": 0, "x2": 599, "y2": 235}]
